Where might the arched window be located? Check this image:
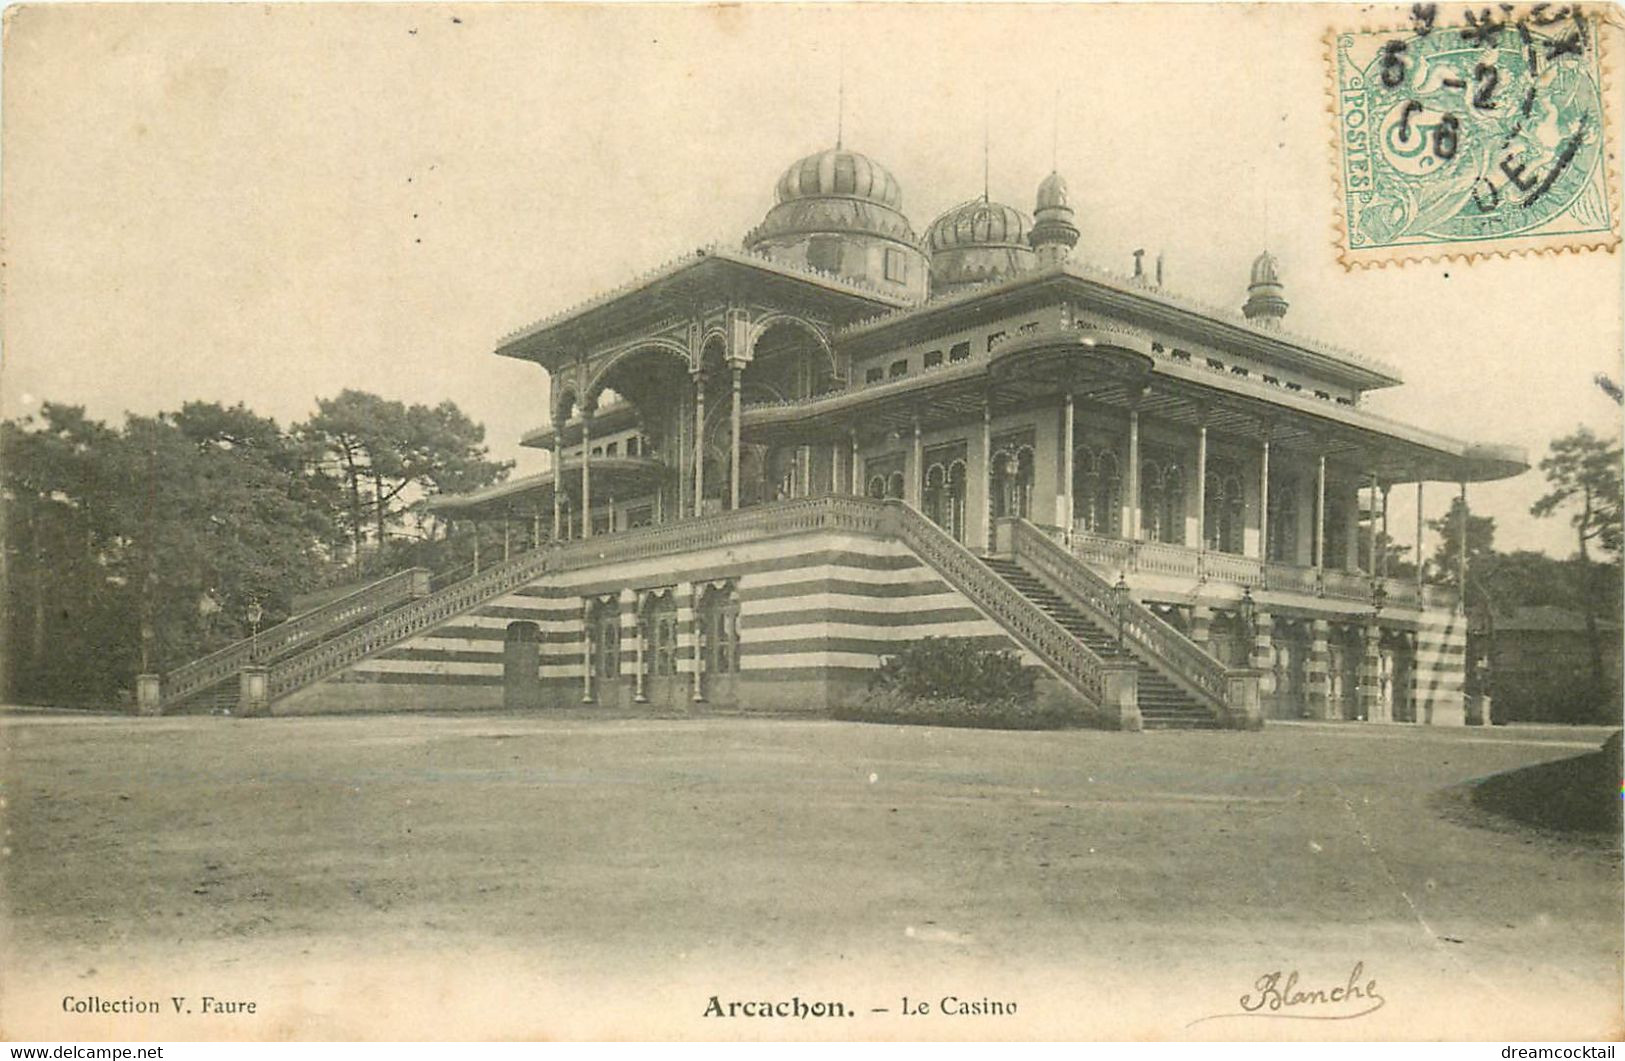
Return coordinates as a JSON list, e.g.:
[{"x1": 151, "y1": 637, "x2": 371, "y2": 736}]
[
  {"x1": 989, "y1": 442, "x2": 1034, "y2": 521},
  {"x1": 923, "y1": 463, "x2": 947, "y2": 528},
  {"x1": 589, "y1": 598, "x2": 620, "y2": 680},
  {"x1": 921, "y1": 458, "x2": 968, "y2": 542},
  {"x1": 1074, "y1": 445, "x2": 1123, "y2": 537},
  {"x1": 1268, "y1": 476, "x2": 1299, "y2": 563},
  {"x1": 1204, "y1": 461, "x2": 1246, "y2": 554},
  {"x1": 866, "y1": 474, "x2": 888, "y2": 499},
  {"x1": 886, "y1": 471, "x2": 905, "y2": 500},
  {"x1": 1139, "y1": 455, "x2": 1185, "y2": 545},
  {"x1": 641, "y1": 592, "x2": 679, "y2": 677},
  {"x1": 698, "y1": 583, "x2": 740, "y2": 675}
]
